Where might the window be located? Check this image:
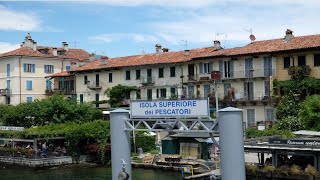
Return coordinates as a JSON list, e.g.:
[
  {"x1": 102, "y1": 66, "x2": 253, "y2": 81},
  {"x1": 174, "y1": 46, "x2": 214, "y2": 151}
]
[
  {"x1": 84, "y1": 75, "x2": 88, "y2": 84},
  {"x1": 219, "y1": 60, "x2": 233, "y2": 78},
  {"x1": 203, "y1": 63, "x2": 210, "y2": 74},
  {"x1": 170, "y1": 67, "x2": 175, "y2": 77},
  {"x1": 314, "y1": 54, "x2": 320, "y2": 66},
  {"x1": 95, "y1": 93, "x2": 99, "y2": 108},
  {"x1": 204, "y1": 85, "x2": 210, "y2": 97},
  {"x1": 44, "y1": 65, "x2": 54, "y2": 73},
  {"x1": 126, "y1": 70, "x2": 131, "y2": 80},
  {"x1": 147, "y1": 89, "x2": 152, "y2": 100},
  {"x1": 109, "y1": 73, "x2": 113, "y2": 82},
  {"x1": 298, "y1": 56, "x2": 306, "y2": 66},
  {"x1": 26, "y1": 97, "x2": 33, "y2": 103},
  {"x1": 247, "y1": 109, "x2": 255, "y2": 128},
  {"x1": 223, "y1": 83, "x2": 231, "y2": 97},
  {"x1": 159, "y1": 68, "x2": 164, "y2": 78},
  {"x1": 136, "y1": 89, "x2": 141, "y2": 99},
  {"x1": 80, "y1": 94, "x2": 84, "y2": 103},
  {"x1": 96, "y1": 74, "x2": 100, "y2": 87},
  {"x1": 266, "y1": 109, "x2": 275, "y2": 121},
  {"x1": 170, "y1": 87, "x2": 176, "y2": 96},
  {"x1": 26, "y1": 80, "x2": 32, "y2": 90},
  {"x1": 136, "y1": 70, "x2": 141, "y2": 80},
  {"x1": 46, "y1": 80, "x2": 52, "y2": 90},
  {"x1": 263, "y1": 56, "x2": 272, "y2": 76},
  {"x1": 158, "y1": 88, "x2": 166, "y2": 98},
  {"x1": 264, "y1": 81, "x2": 270, "y2": 97},
  {"x1": 24, "y1": 64, "x2": 35, "y2": 73},
  {"x1": 283, "y1": 57, "x2": 291, "y2": 69},
  {"x1": 6, "y1": 64, "x2": 10, "y2": 77},
  {"x1": 66, "y1": 65, "x2": 71, "y2": 71}
]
